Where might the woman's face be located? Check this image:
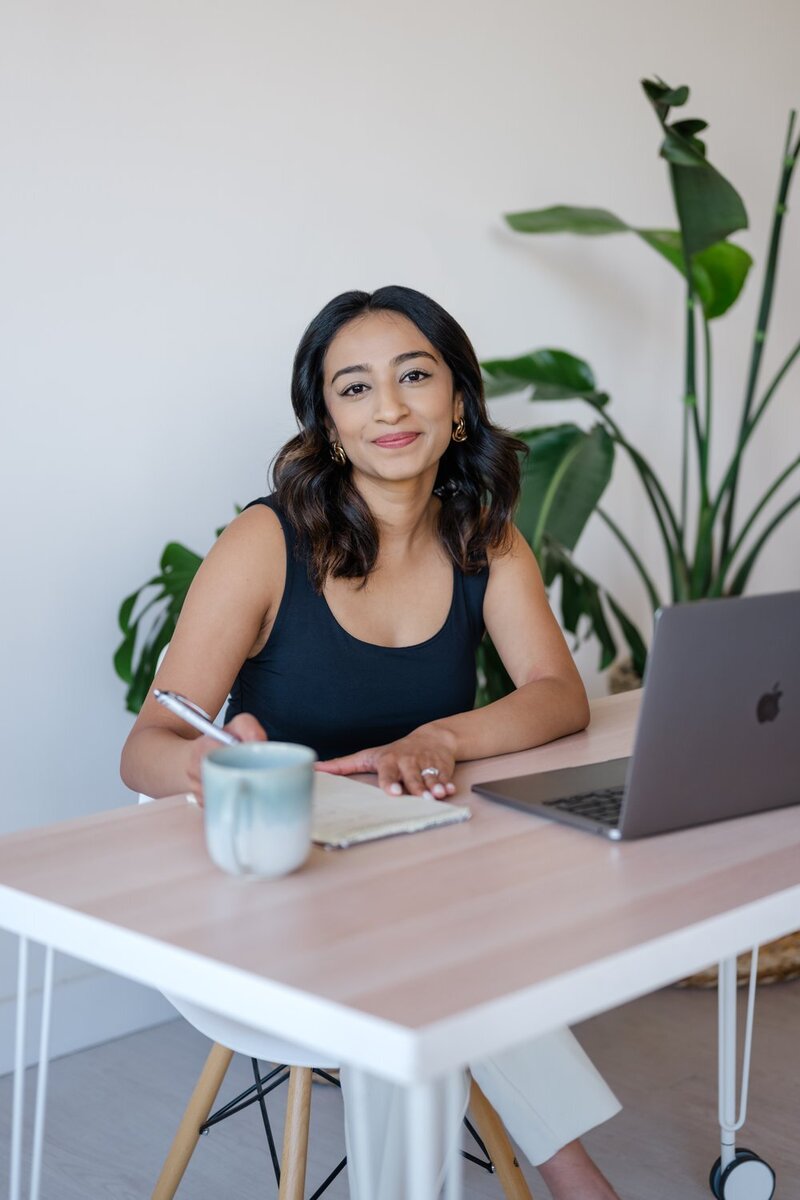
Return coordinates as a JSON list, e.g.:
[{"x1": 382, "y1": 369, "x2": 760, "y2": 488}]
[{"x1": 322, "y1": 311, "x2": 463, "y2": 486}]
